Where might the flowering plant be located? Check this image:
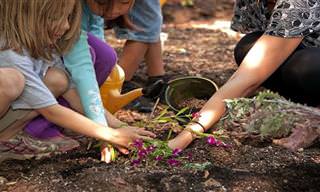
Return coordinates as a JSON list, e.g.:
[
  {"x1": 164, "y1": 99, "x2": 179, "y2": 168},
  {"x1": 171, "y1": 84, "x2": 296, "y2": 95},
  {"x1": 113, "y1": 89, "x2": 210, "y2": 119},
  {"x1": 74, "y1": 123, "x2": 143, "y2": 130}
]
[{"x1": 129, "y1": 139, "x2": 190, "y2": 167}]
